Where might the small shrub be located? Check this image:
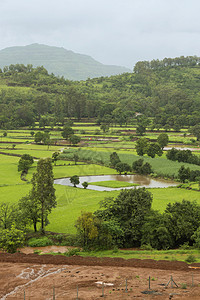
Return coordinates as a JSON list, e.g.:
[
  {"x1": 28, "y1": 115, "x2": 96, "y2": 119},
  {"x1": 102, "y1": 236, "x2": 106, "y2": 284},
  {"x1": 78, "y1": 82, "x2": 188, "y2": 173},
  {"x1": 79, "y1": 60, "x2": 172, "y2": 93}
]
[
  {"x1": 28, "y1": 237, "x2": 53, "y2": 247},
  {"x1": 141, "y1": 244, "x2": 153, "y2": 250},
  {"x1": 64, "y1": 248, "x2": 81, "y2": 257},
  {"x1": 185, "y1": 254, "x2": 196, "y2": 263},
  {"x1": 171, "y1": 257, "x2": 177, "y2": 261},
  {"x1": 60, "y1": 234, "x2": 79, "y2": 246},
  {"x1": 94, "y1": 130, "x2": 101, "y2": 135},
  {"x1": 180, "y1": 242, "x2": 190, "y2": 250},
  {"x1": 112, "y1": 246, "x2": 119, "y2": 253},
  {"x1": 33, "y1": 249, "x2": 42, "y2": 254},
  {"x1": 80, "y1": 130, "x2": 86, "y2": 134},
  {"x1": 82, "y1": 181, "x2": 88, "y2": 189},
  {"x1": 54, "y1": 234, "x2": 65, "y2": 243},
  {"x1": 181, "y1": 283, "x2": 187, "y2": 289},
  {"x1": 0, "y1": 226, "x2": 25, "y2": 253}
]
